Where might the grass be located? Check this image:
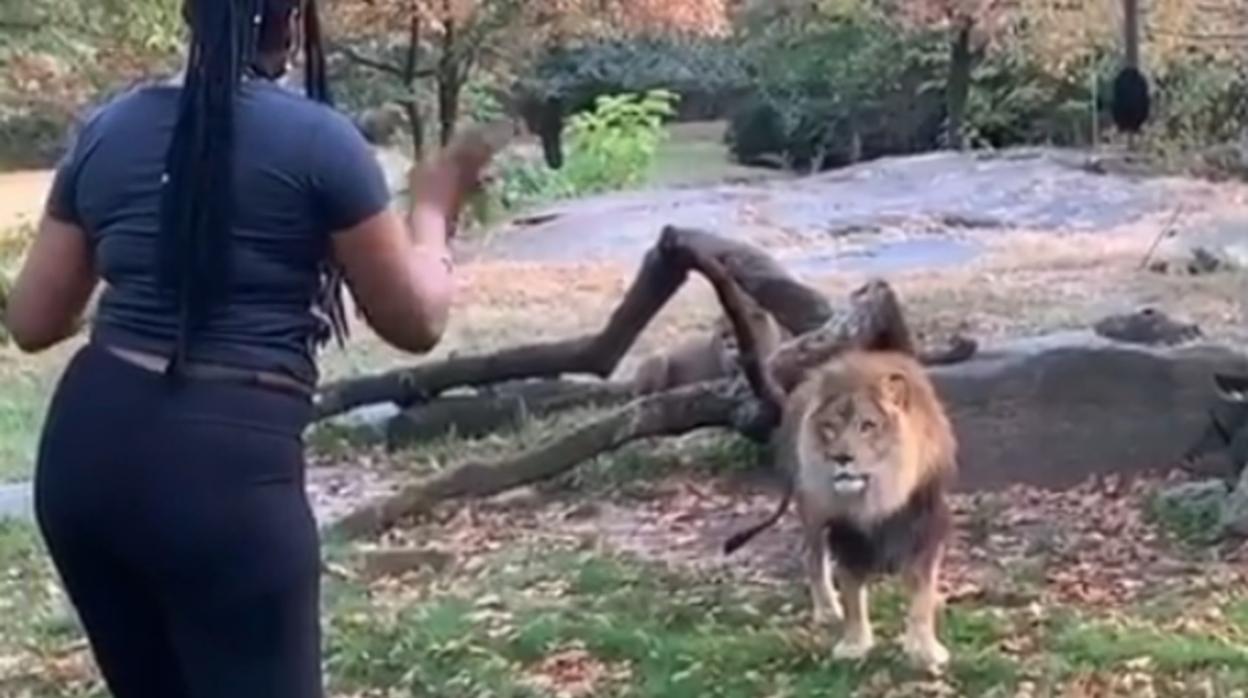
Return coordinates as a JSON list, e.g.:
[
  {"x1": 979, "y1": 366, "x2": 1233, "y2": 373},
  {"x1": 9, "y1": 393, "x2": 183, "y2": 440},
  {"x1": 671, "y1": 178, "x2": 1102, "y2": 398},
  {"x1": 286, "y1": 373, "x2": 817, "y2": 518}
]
[
  {"x1": 0, "y1": 350, "x2": 65, "y2": 483},
  {"x1": 325, "y1": 545, "x2": 1248, "y2": 698},
  {"x1": 3, "y1": 502, "x2": 1248, "y2": 697}
]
